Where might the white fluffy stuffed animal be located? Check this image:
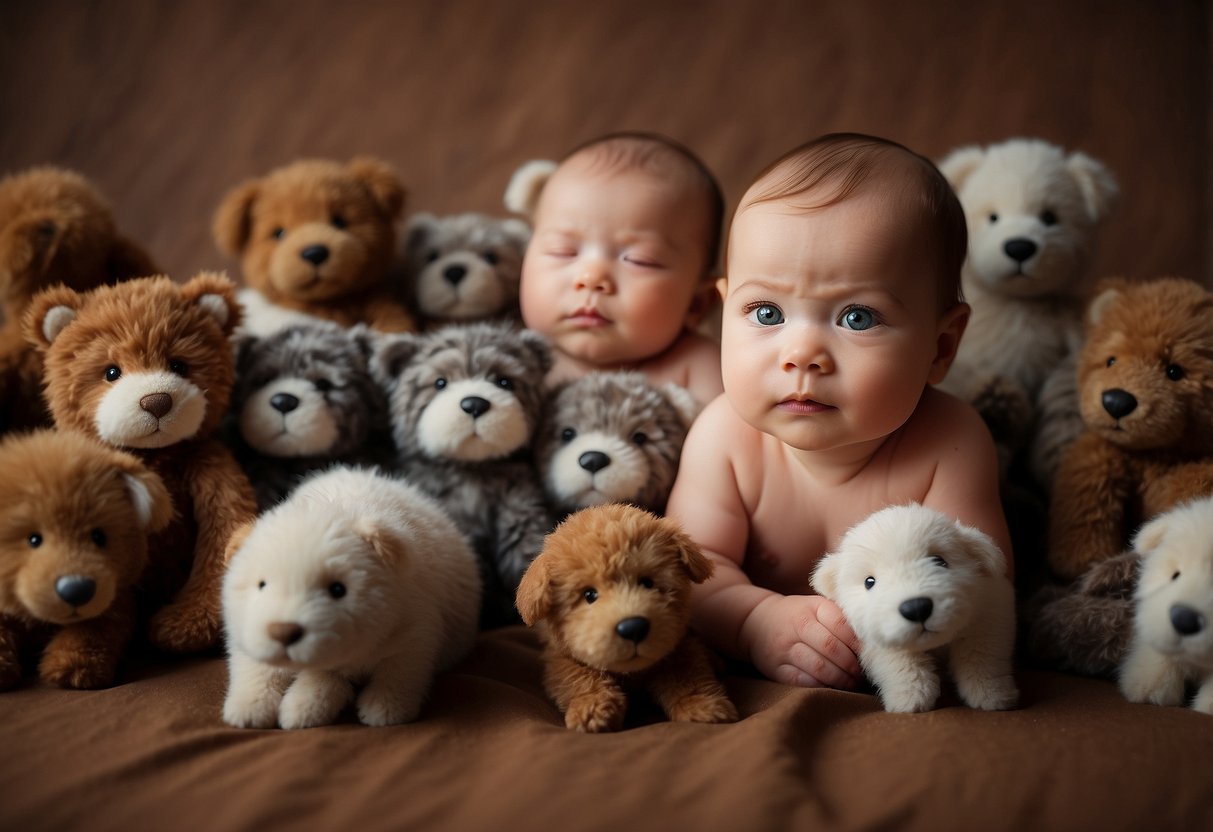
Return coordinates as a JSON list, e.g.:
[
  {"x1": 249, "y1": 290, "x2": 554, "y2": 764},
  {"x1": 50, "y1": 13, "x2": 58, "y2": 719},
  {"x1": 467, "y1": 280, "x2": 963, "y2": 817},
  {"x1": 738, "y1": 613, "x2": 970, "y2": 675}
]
[
  {"x1": 221, "y1": 466, "x2": 481, "y2": 729},
  {"x1": 811, "y1": 504, "x2": 1018, "y2": 713},
  {"x1": 936, "y1": 138, "x2": 1118, "y2": 484},
  {"x1": 1119, "y1": 497, "x2": 1213, "y2": 715}
]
